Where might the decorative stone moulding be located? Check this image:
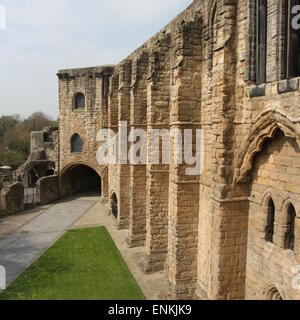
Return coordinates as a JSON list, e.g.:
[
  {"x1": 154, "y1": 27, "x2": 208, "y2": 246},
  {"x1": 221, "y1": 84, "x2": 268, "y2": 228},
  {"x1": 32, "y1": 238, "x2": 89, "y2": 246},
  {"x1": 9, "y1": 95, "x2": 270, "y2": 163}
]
[{"x1": 234, "y1": 110, "x2": 300, "y2": 184}]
